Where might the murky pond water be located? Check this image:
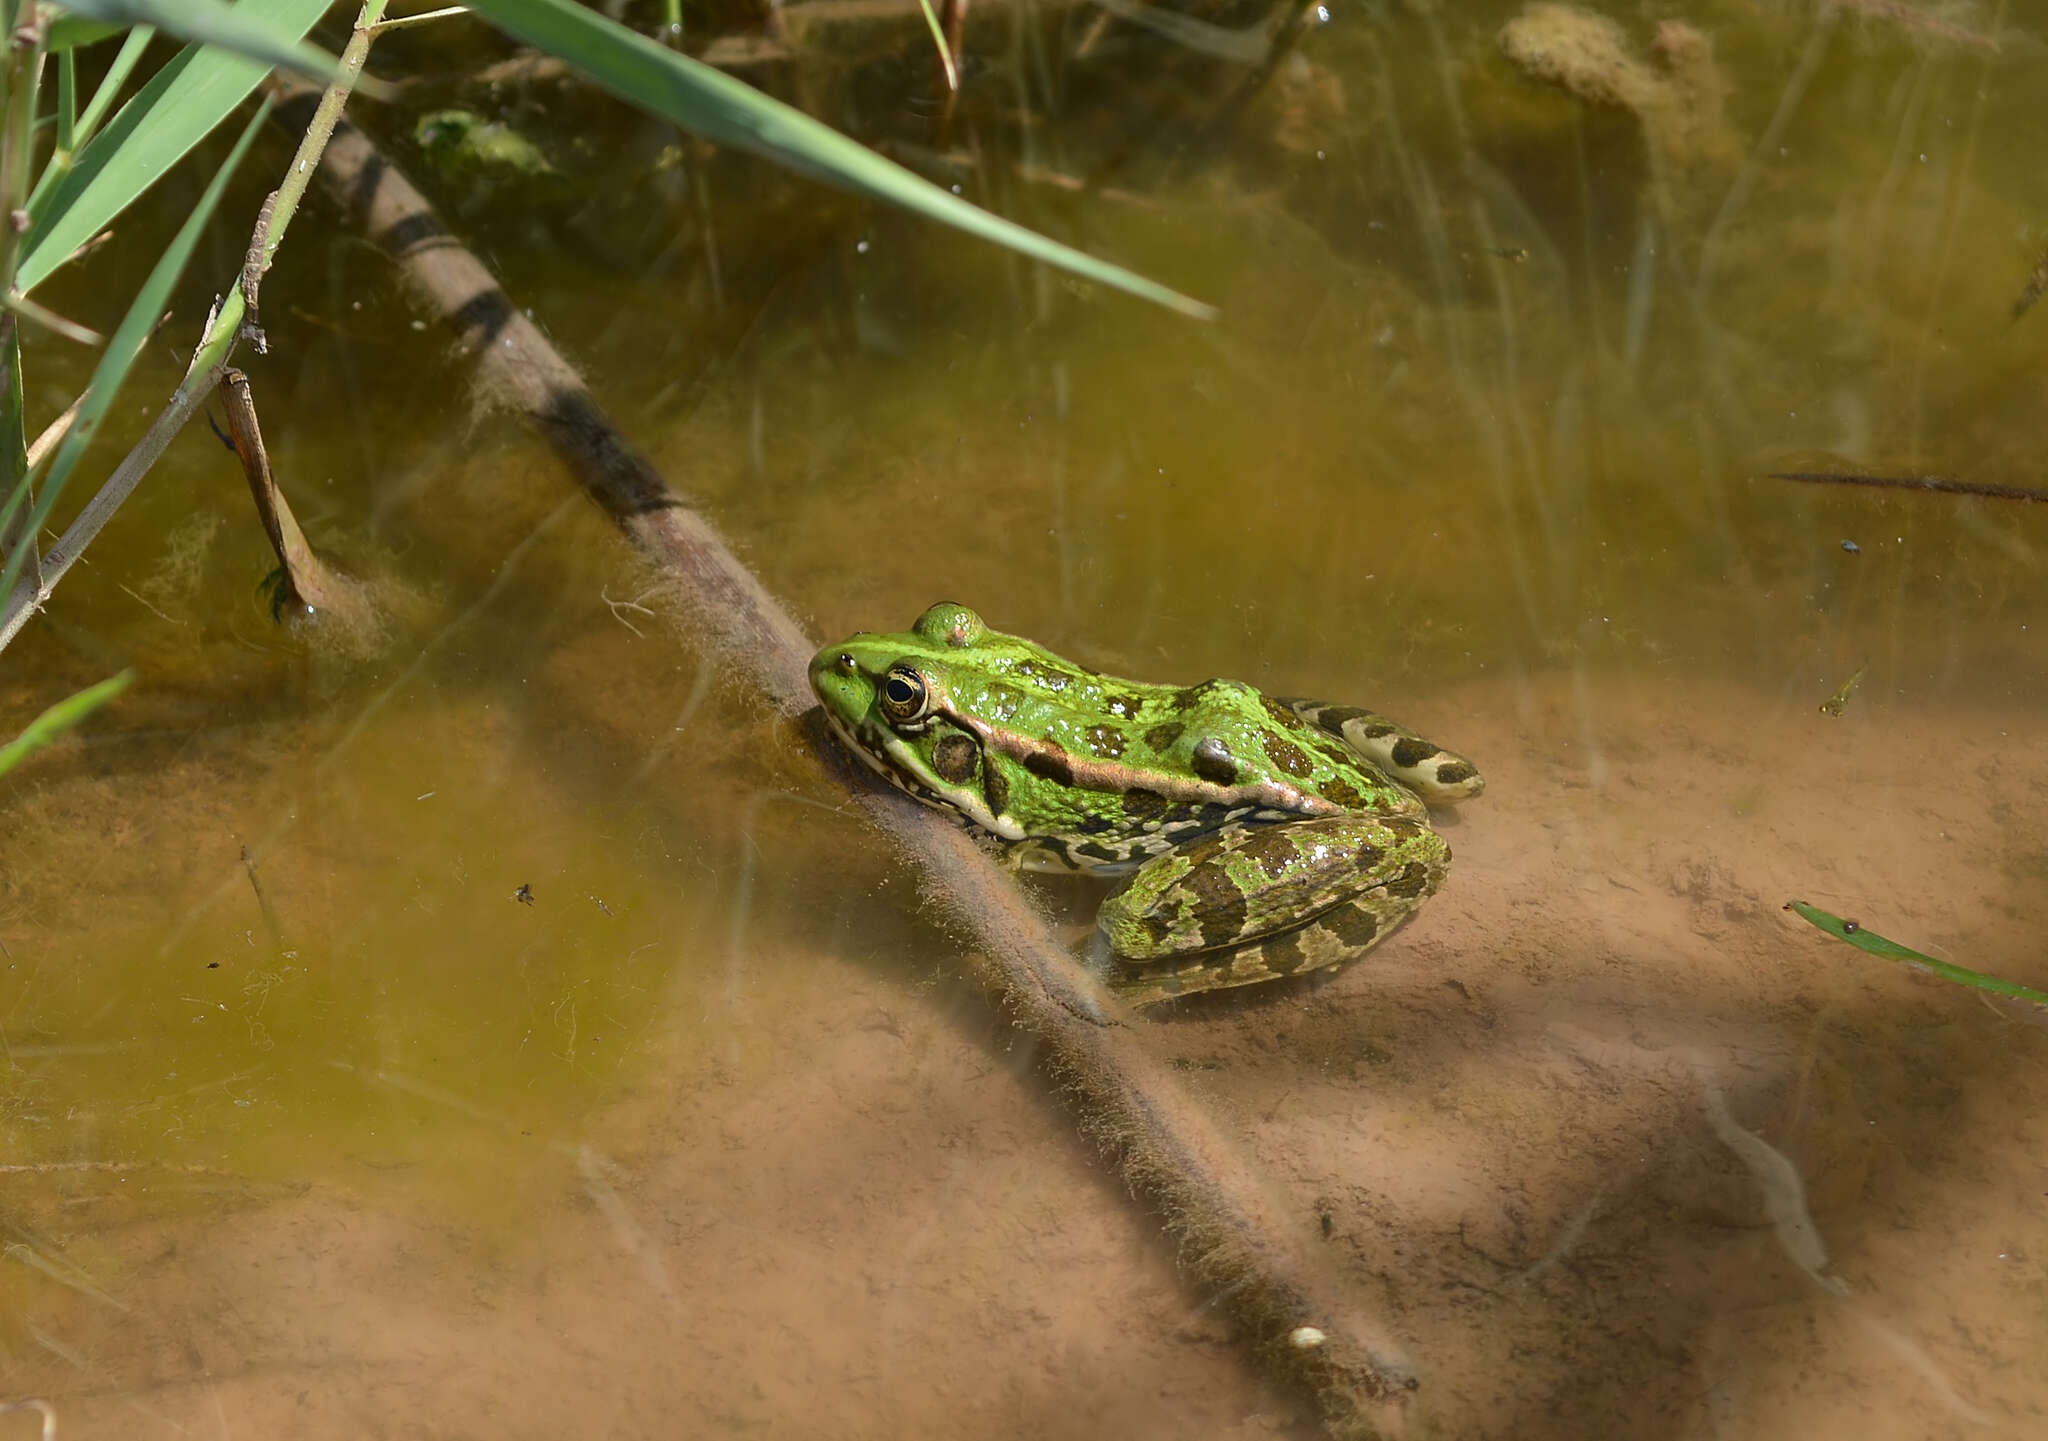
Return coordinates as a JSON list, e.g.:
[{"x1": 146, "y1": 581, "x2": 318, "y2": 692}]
[{"x1": 4, "y1": 3, "x2": 2046, "y2": 1437}]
